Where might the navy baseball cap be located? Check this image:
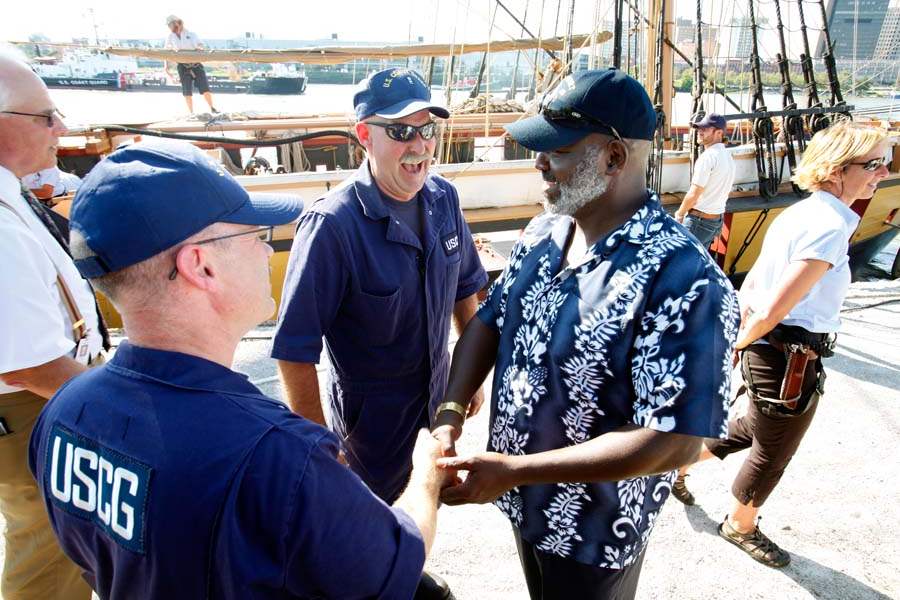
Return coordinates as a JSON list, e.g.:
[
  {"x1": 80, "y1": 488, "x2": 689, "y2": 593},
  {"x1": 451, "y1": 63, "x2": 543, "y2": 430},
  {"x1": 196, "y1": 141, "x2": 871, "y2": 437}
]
[
  {"x1": 691, "y1": 113, "x2": 726, "y2": 129},
  {"x1": 71, "y1": 140, "x2": 303, "y2": 278},
  {"x1": 505, "y1": 68, "x2": 656, "y2": 152},
  {"x1": 353, "y1": 68, "x2": 450, "y2": 121}
]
